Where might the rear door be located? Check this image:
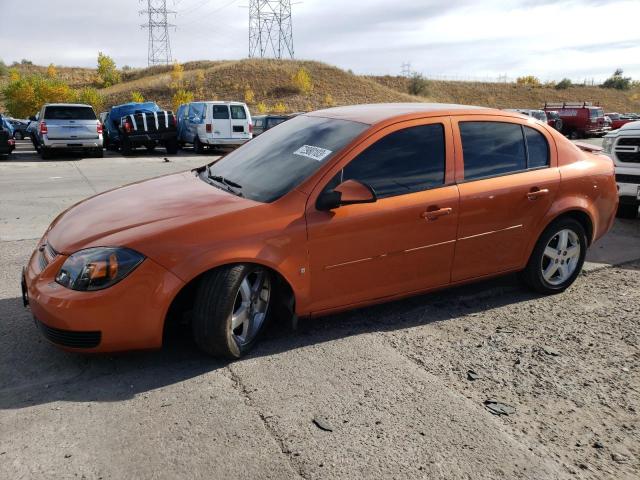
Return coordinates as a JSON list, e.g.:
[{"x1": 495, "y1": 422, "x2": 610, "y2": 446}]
[
  {"x1": 230, "y1": 104, "x2": 251, "y2": 140},
  {"x1": 43, "y1": 106, "x2": 98, "y2": 140},
  {"x1": 211, "y1": 104, "x2": 231, "y2": 140},
  {"x1": 450, "y1": 117, "x2": 560, "y2": 282},
  {"x1": 187, "y1": 103, "x2": 205, "y2": 142}
]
